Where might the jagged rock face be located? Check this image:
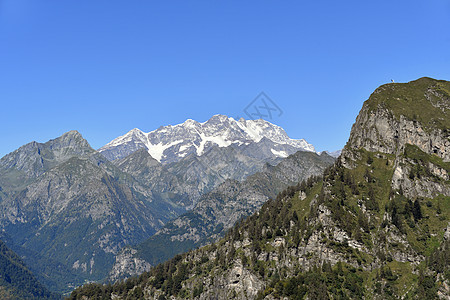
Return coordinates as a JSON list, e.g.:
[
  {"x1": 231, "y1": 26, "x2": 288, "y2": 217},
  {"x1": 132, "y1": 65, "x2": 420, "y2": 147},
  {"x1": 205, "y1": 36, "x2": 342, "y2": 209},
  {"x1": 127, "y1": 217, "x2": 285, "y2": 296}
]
[
  {"x1": 113, "y1": 149, "x2": 187, "y2": 203},
  {"x1": 232, "y1": 136, "x2": 308, "y2": 163},
  {"x1": 108, "y1": 248, "x2": 152, "y2": 280},
  {"x1": 391, "y1": 156, "x2": 450, "y2": 199},
  {"x1": 167, "y1": 144, "x2": 276, "y2": 184},
  {"x1": 346, "y1": 106, "x2": 450, "y2": 161},
  {"x1": 345, "y1": 78, "x2": 450, "y2": 161},
  {"x1": 0, "y1": 131, "x2": 95, "y2": 190},
  {"x1": 180, "y1": 261, "x2": 265, "y2": 300},
  {"x1": 343, "y1": 77, "x2": 450, "y2": 200},
  {"x1": 99, "y1": 115, "x2": 315, "y2": 164}
]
